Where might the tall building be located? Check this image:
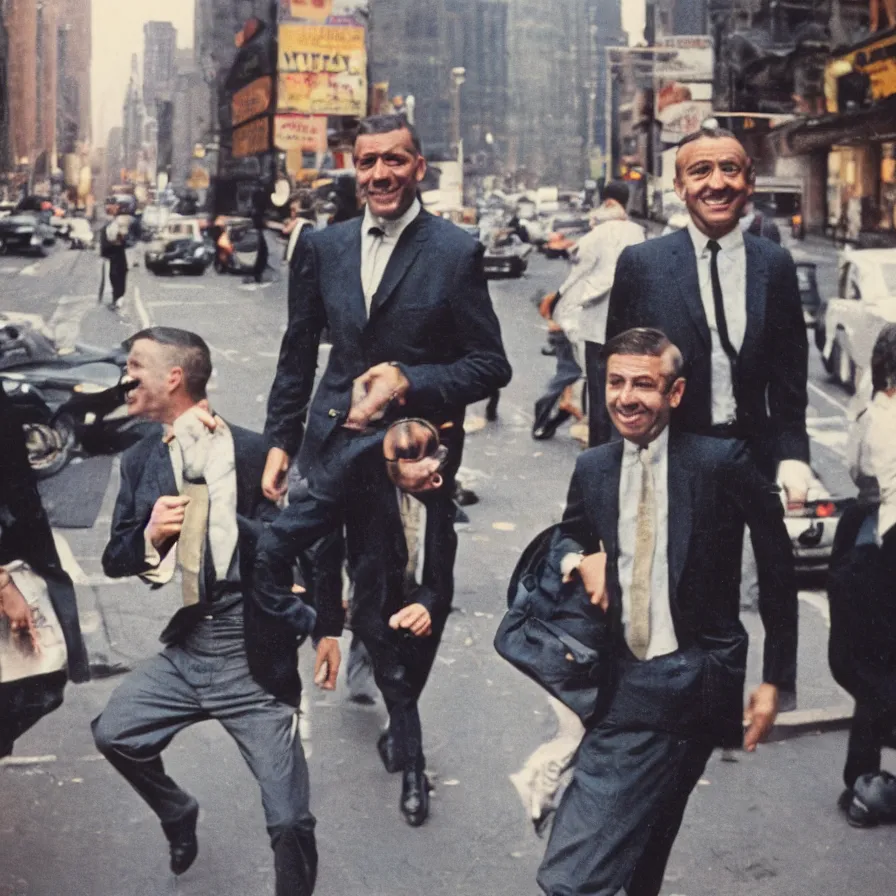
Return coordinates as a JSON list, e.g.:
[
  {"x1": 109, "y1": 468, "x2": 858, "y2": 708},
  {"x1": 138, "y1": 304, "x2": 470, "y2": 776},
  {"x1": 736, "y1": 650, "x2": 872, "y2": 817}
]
[
  {"x1": 4, "y1": 0, "x2": 39, "y2": 170},
  {"x1": 122, "y1": 54, "x2": 144, "y2": 176},
  {"x1": 143, "y1": 21, "x2": 177, "y2": 113},
  {"x1": 57, "y1": 0, "x2": 92, "y2": 154},
  {"x1": 172, "y1": 48, "x2": 205, "y2": 189}
]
